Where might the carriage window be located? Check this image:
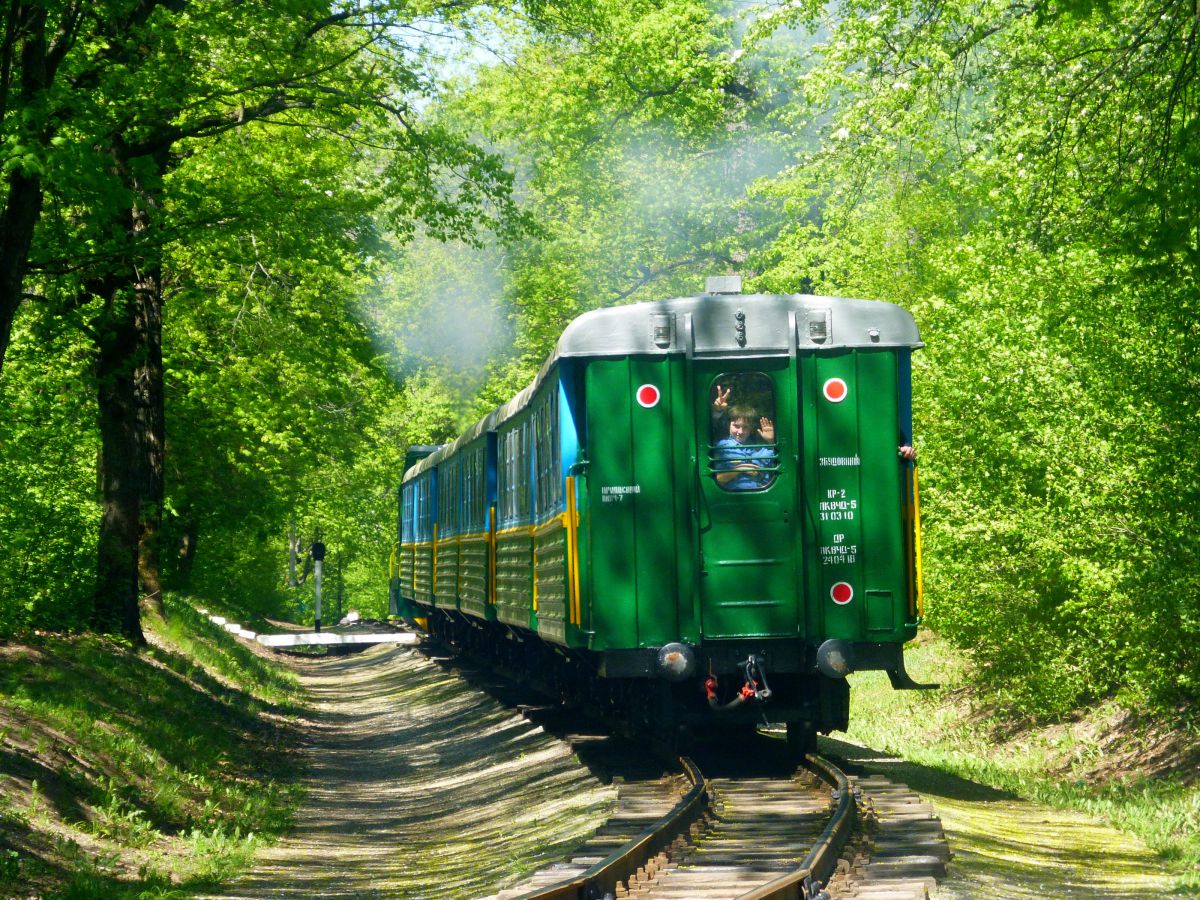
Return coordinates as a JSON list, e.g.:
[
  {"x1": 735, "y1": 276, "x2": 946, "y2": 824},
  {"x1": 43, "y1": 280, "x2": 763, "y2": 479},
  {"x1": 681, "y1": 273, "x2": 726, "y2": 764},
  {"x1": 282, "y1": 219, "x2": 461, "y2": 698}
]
[
  {"x1": 401, "y1": 484, "x2": 414, "y2": 544},
  {"x1": 439, "y1": 459, "x2": 459, "y2": 537},
  {"x1": 416, "y1": 475, "x2": 434, "y2": 540},
  {"x1": 708, "y1": 373, "x2": 779, "y2": 492},
  {"x1": 465, "y1": 445, "x2": 485, "y2": 532},
  {"x1": 499, "y1": 424, "x2": 532, "y2": 527},
  {"x1": 499, "y1": 430, "x2": 519, "y2": 526},
  {"x1": 534, "y1": 390, "x2": 562, "y2": 518}
]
